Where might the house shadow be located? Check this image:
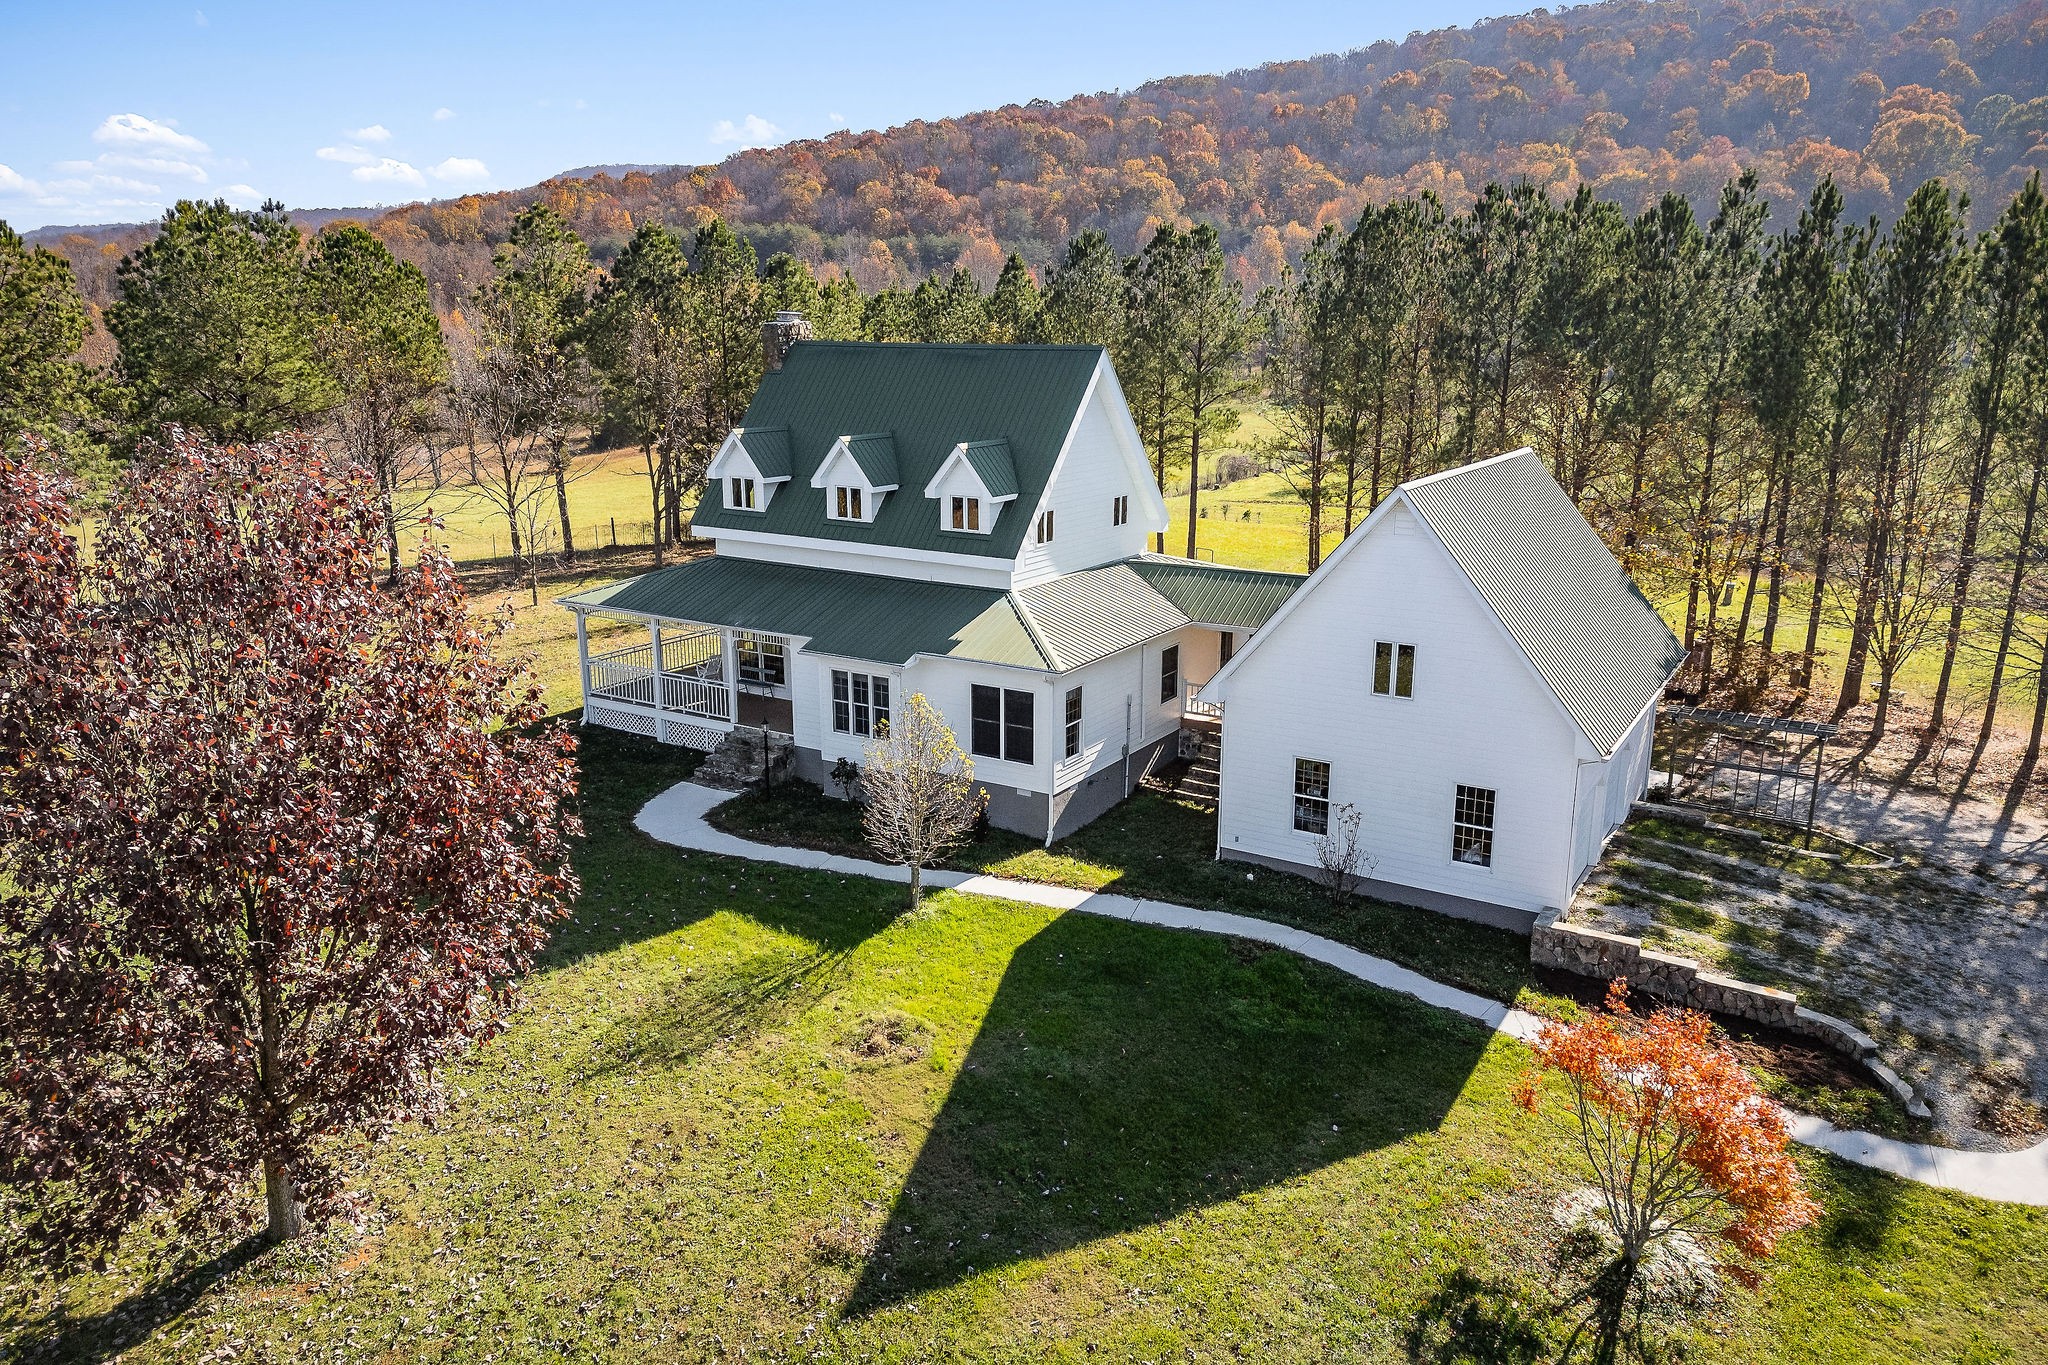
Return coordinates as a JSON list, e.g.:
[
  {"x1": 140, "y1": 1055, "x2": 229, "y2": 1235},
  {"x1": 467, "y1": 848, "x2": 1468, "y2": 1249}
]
[{"x1": 842, "y1": 908, "x2": 1493, "y2": 1316}]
